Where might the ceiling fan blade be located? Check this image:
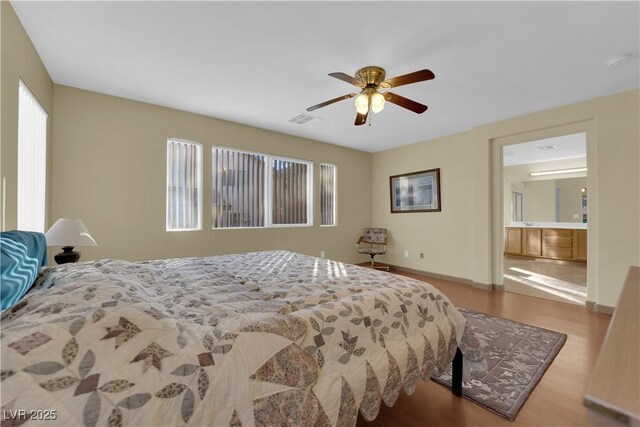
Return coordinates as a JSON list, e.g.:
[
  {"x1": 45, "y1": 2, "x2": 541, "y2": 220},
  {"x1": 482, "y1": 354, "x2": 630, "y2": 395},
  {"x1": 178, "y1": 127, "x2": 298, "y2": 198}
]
[
  {"x1": 306, "y1": 93, "x2": 356, "y2": 112},
  {"x1": 381, "y1": 69, "x2": 435, "y2": 89},
  {"x1": 355, "y1": 111, "x2": 368, "y2": 126},
  {"x1": 383, "y1": 92, "x2": 428, "y2": 114},
  {"x1": 329, "y1": 72, "x2": 366, "y2": 88}
]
